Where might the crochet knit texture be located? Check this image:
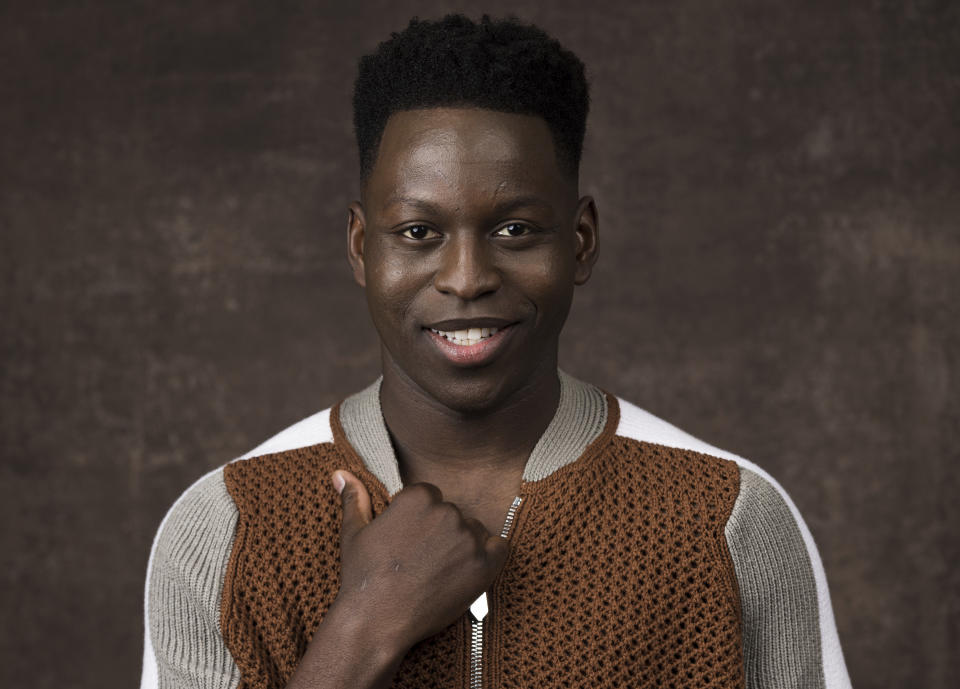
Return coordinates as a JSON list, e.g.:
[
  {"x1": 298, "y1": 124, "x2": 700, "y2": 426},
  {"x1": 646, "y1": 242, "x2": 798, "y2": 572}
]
[{"x1": 219, "y1": 404, "x2": 744, "y2": 689}]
